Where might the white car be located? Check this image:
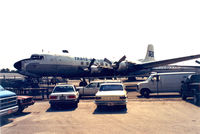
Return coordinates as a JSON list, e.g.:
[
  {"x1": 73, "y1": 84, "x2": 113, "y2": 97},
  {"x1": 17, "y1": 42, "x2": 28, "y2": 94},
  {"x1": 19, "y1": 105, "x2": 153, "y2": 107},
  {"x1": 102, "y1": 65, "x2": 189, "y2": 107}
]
[
  {"x1": 77, "y1": 80, "x2": 122, "y2": 96},
  {"x1": 95, "y1": 83, "x2": 127, "y2": 109},
  {"x1": 49, "y1": 84, "x2": 79, "y2": 108}
]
